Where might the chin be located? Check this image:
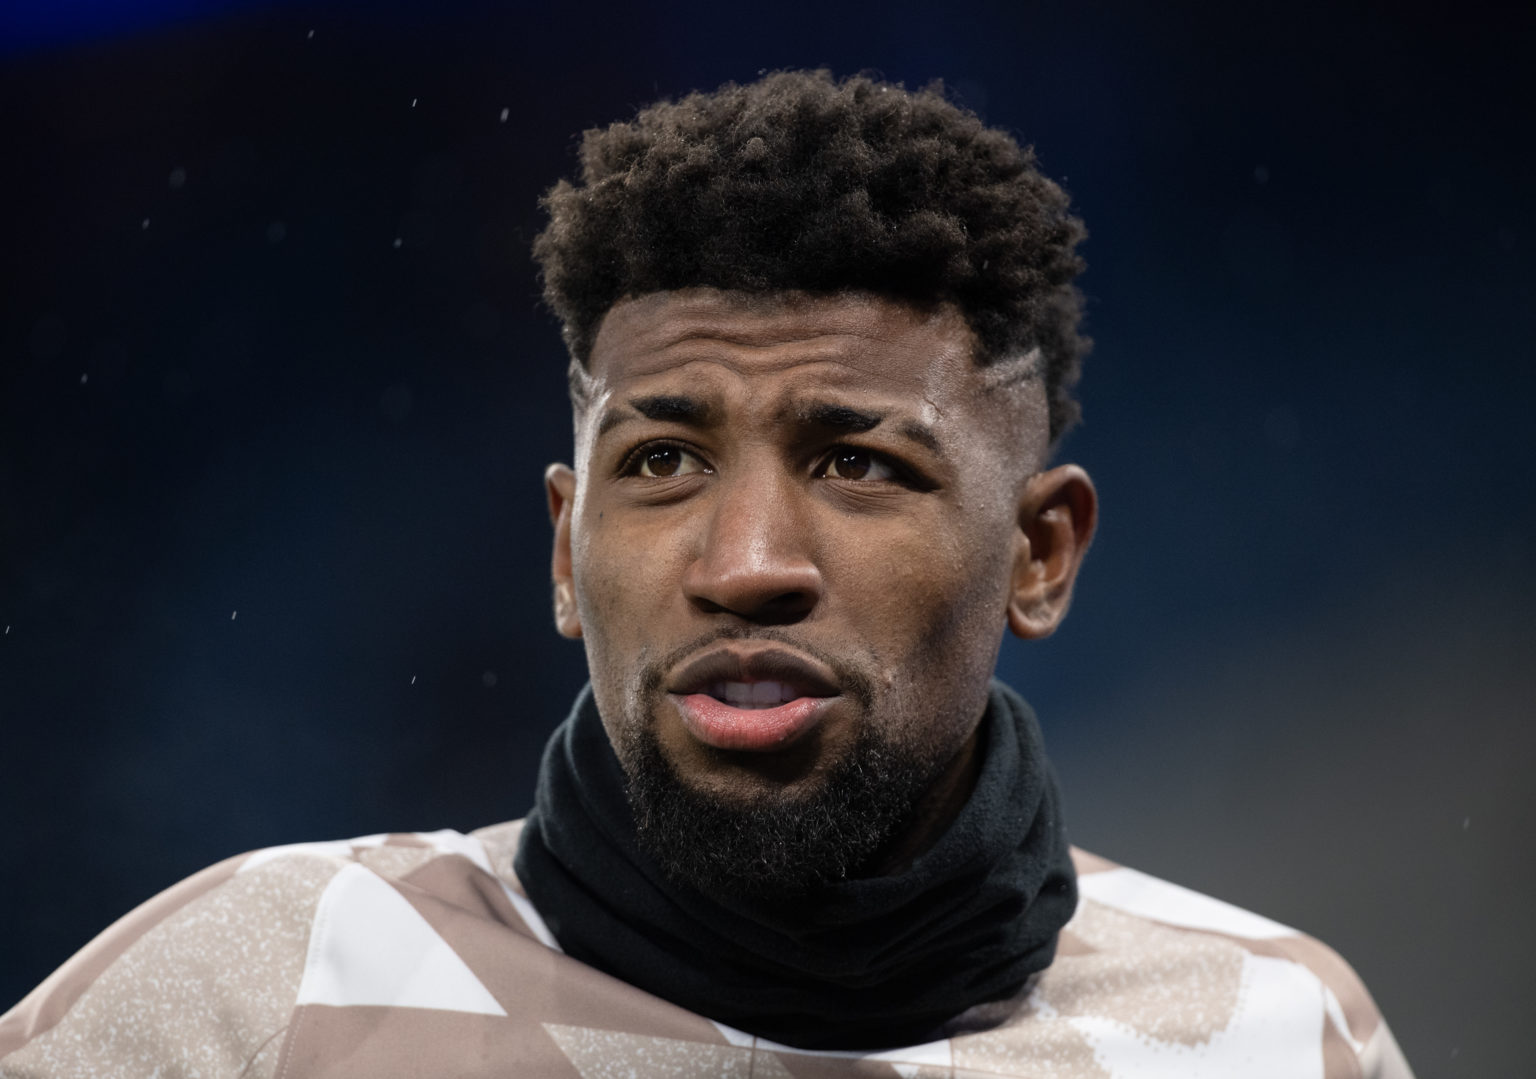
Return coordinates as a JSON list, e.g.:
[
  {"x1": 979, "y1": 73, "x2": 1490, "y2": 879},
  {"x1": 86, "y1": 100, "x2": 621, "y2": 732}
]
[{"x1": 619, "y1": 719, "x2": 929, "y2": 898}]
